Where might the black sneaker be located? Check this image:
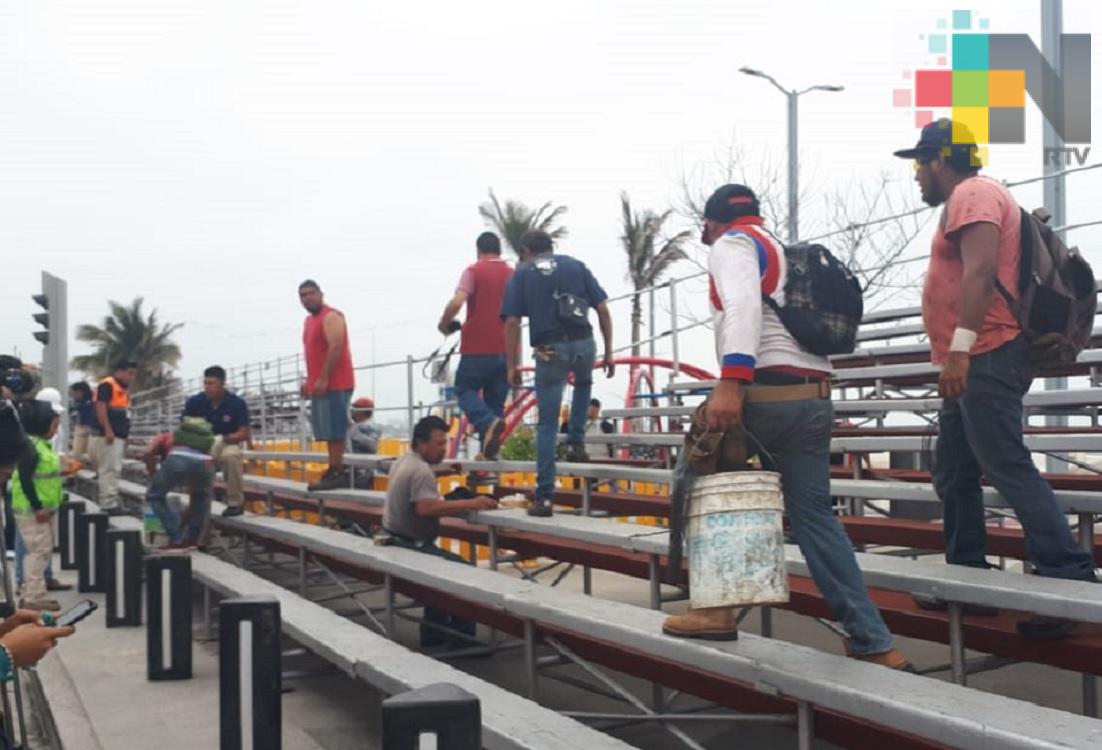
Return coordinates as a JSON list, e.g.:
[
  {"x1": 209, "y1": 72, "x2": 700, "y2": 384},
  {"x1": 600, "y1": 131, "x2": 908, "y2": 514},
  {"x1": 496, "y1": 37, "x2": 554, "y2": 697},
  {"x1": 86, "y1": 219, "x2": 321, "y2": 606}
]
[
  {"x1": 913, "y1": 594, "x2": 1000, "y2": 617},
  {"x1": 482, "y1": 419, "x2": 506, "y2": 461},
  {"x1": 221, "y1": 505, "x2": 244, "y2": 518},
  {"x1": 526, "y1": 499, "x2": 553, "y2": 517},
  {"x1": 1017, "y1": 615, "x2": 1077, "y2": 639},
  {"x1": 564, "y1": 444, "x2": 589, "y2": 463},
  {"x1": 307, "y1": 467, "x2": 349, "y2": 491}
]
